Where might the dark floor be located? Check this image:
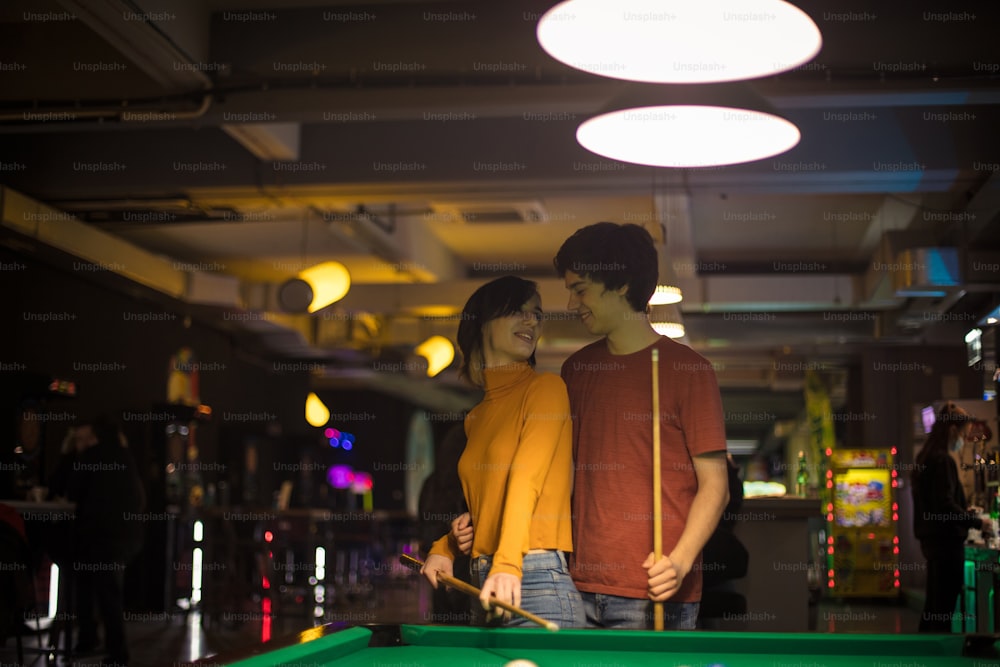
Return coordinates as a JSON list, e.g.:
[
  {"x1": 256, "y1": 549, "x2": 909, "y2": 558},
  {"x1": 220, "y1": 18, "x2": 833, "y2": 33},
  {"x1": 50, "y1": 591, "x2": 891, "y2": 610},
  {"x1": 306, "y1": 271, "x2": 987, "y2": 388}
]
[{"x1": 2, "y1": 582, "x2": 929, "y2": 667}]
